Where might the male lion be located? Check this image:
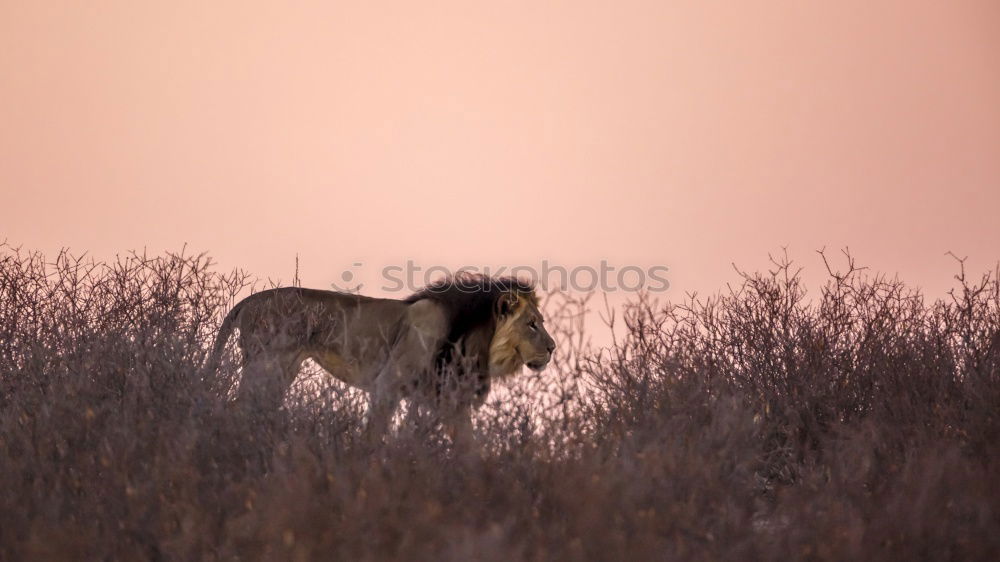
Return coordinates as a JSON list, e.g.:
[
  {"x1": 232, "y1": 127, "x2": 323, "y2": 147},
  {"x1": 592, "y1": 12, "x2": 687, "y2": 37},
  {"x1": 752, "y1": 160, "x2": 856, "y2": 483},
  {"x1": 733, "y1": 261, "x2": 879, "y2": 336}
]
[{"x1": 206, "y1": 275, "x2": 555, "y2": 444}]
